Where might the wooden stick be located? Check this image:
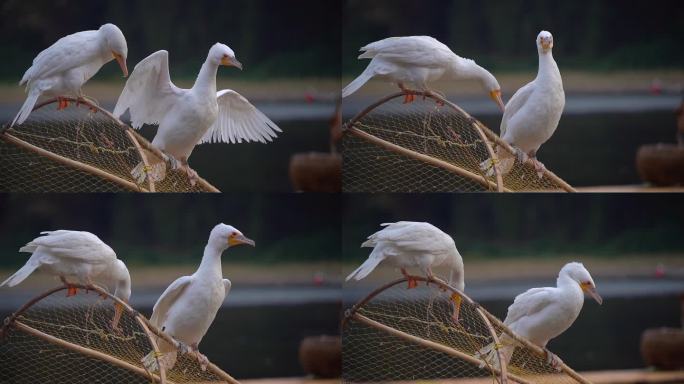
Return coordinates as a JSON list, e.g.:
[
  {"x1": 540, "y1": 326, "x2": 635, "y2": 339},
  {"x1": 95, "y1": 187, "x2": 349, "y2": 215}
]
[
  {"x1": 351, "y1": 313, "x2": 531, "y2": 384},
  {"x1": 13, "y1": 321, "x2": 170, "y2": 384},
  {"x1": 0, "y1": 132, "x2": 147, "y2": 192},
  {"x1": 346, "y1": 127, "x2": 508, "y2": 192}
]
